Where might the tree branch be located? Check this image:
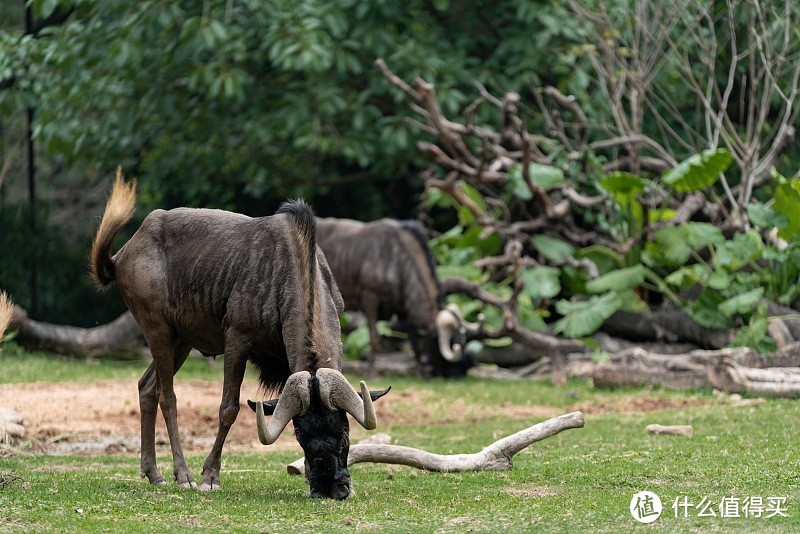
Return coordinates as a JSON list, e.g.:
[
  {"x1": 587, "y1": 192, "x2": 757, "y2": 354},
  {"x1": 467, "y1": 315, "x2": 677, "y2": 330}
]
[{"x1": 286, "y1": 411, "x2": 585, "y2": 475}]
